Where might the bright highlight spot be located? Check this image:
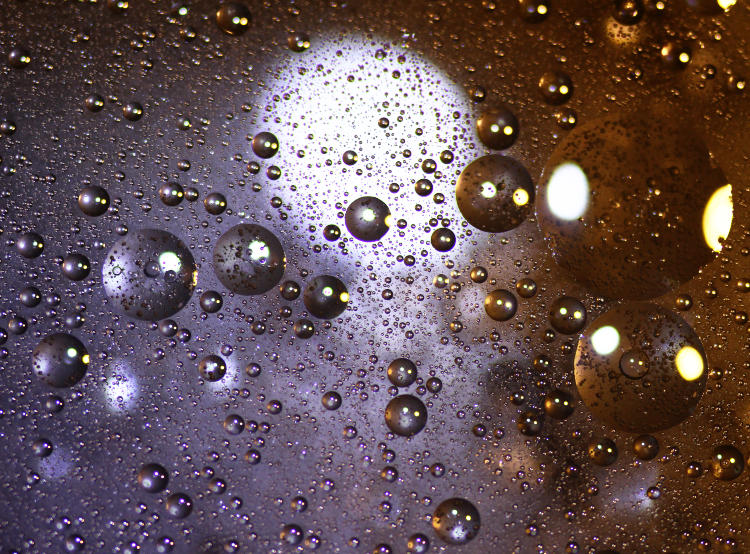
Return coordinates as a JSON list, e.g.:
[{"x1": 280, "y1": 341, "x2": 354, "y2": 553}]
[
  {"x1": 322, "y1": 286, "x2": 333, "y2": 297},
  {"x1": 480, "y1": 181, "x2": 497, "y2": 199},
  {"x1": 675, "y1": 345, "x2": 704, "y2": 381},
  {"x1": 362, "y1": 208, "x2": 376, "y2": 222},
  {"x1": 66, "y1": 348, "x2": 77, "y2": 358},
  {"x1": 591, "y1": 325, "x2": 620, "y2": 355},
  {"x1": 513, "y1": 188, "x2": 529, "y2": 206},
  {"x1": 546, "y1": 162, "x2": 589, "y2": 221},
  {"x1": 719, "y1": 0, "x2": 737, "y2": 10},
  {"x1": 702, "y1": 184, "x2": 733, "y2": 252},
  {"x1": 247, "y1": 240, "x2": 270, "y2": 261},
  {"x1": 339, "y1": 292, "x2": 350, "y2": 303},
  {"x1": 159, "y1": 251, "x2": 182, "y2": 273}
]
